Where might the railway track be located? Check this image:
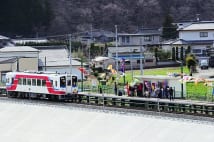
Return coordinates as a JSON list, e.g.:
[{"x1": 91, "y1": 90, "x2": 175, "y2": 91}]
[{"x1": 0, "y1": 96, "x2": 214, "y2": 125}]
